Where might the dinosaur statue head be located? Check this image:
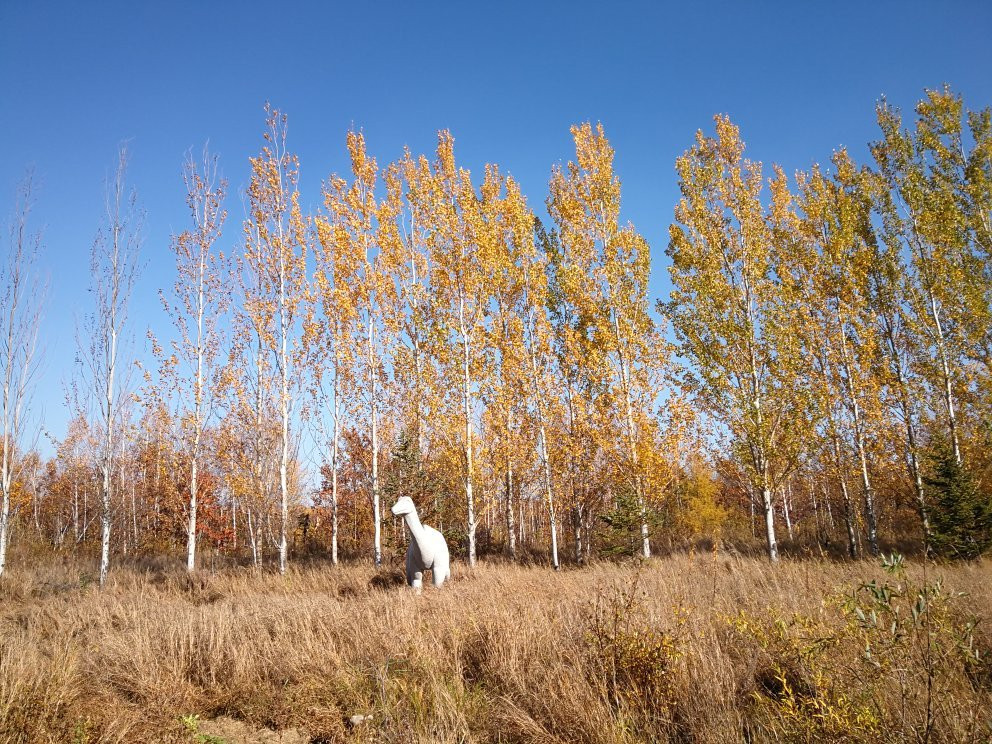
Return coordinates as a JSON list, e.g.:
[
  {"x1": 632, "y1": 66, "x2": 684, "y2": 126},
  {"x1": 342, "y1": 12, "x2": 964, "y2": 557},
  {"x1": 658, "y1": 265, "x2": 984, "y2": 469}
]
[{"x1": 390, "y1": 496, "x2": 416, "y2": 516}]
